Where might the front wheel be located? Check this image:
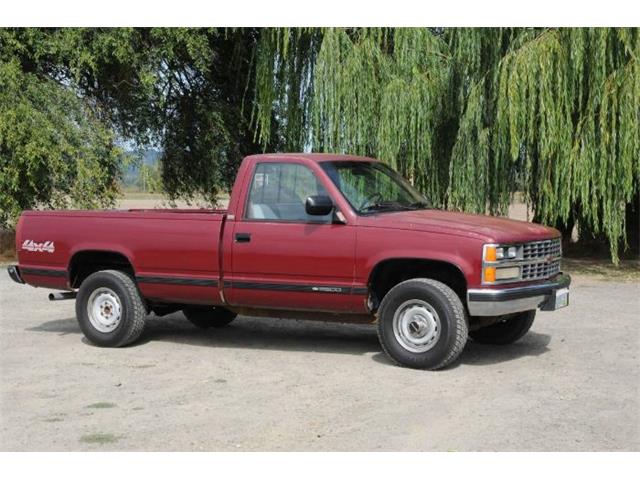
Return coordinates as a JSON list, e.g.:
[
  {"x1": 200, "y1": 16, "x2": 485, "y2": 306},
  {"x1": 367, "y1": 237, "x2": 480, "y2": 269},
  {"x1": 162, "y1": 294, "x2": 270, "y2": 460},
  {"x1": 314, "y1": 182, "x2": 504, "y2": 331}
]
[
  {"x1": 470, "y1": 310, "x2": 536, "y2": 345},
  {"x1": 76, "y1": 270, "x2": 146, "y2": 347},
  {"x1": 183, "y1": 306, "x2": 237, "y2": 329},
  {"x1": 377, "y1": 279, "x2": 468, "y2": 370}
]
